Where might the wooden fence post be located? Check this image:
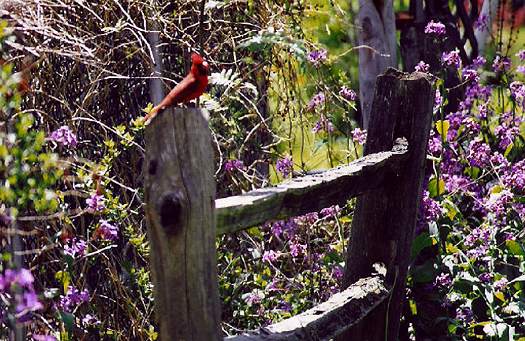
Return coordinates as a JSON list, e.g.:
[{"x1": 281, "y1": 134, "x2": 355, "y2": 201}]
[
  {"x1": 144, "y1": 108, "x2": 221, "y2": 340},
  {"x1": 358, "y1": 0, "x2": 397, "y2": 130},
  {"x1": 341, "y1": 68, "x2": 435, "y2": 340}
]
